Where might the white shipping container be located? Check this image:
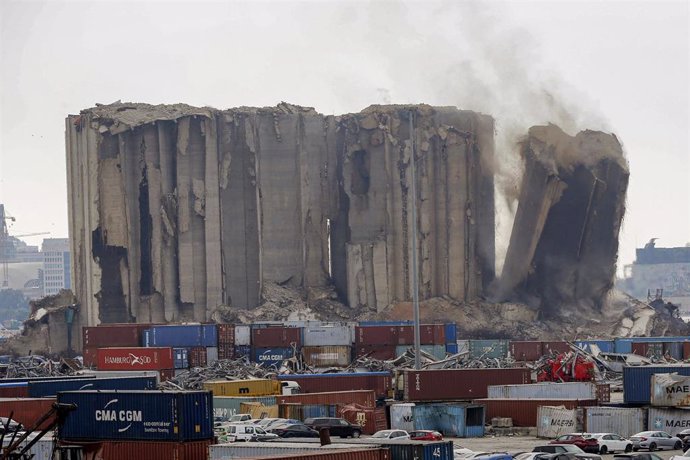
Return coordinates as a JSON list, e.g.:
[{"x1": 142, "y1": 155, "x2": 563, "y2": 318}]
[
  {"x1": 584, "y1": 407, "x2": 646, "y2": 438},
  {"x1": 457, "y1": 340, "x2": 470, "y2": 355},
  {"x1": 301, "y1": 346, "x2": 352, "y2": 366},
  {"x1": 647, "y1": 407, "x2": 690, "y2": 436},
  {"x1": 209, "y1": 442, "x2": 370, "y2": 460},
  {"x1": 651, "y1": 373, "x2": 690, "y2": 407},
  {"x1": 536, "y1": 406, "x2": 579, "y2": 439},
  {"x1": 303, "y1": 326, "x2": 352, "y2": 346},
  {"x1": 235, "y1": 325, "x2": 251, "y2": 346},
  {"x1": 488, "y1": 382, "x2": 598, "y2": 400},
  {"x1": 207, "y1": 346, "x2": 219, "y2": 365},
  {"x1": 390, "y1": 403, "x2": 416, "y2": 432},
  {"x1": 2, "y1": 435, "x2": 56, "y2": 460}
]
